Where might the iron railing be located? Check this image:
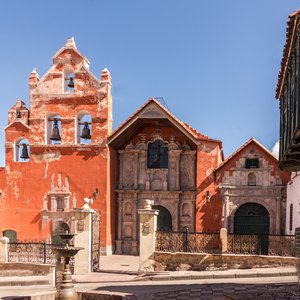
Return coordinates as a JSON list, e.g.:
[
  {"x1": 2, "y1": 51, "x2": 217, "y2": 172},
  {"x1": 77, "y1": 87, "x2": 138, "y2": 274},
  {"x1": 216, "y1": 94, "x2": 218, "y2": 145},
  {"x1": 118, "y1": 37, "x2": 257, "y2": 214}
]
[
  {"x1": 227, "y1": 234, "x2": 295, "y2": 256},
  {"x1": 155, "y1": 229, "x2": 221, "y2": 254},
  {"x1": 8, "y1": 242, "x2": 57, "y2": 264}
]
